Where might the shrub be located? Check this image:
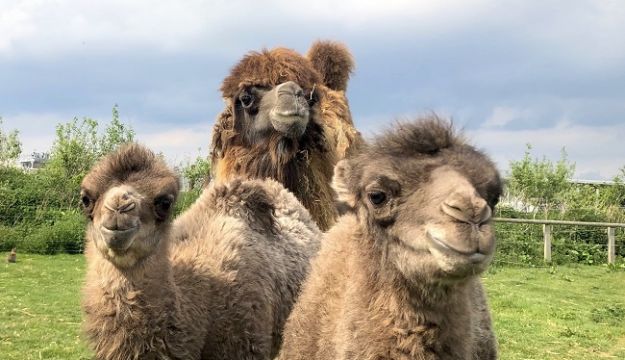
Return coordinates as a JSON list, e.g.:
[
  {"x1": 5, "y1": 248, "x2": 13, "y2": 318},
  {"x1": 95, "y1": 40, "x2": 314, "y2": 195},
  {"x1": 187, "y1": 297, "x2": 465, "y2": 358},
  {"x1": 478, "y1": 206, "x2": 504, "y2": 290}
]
[{"x1": 22, "y1": 212, "x2": 85, "y2": 254}]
